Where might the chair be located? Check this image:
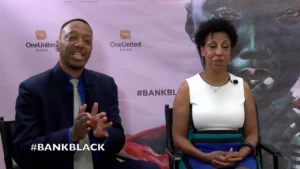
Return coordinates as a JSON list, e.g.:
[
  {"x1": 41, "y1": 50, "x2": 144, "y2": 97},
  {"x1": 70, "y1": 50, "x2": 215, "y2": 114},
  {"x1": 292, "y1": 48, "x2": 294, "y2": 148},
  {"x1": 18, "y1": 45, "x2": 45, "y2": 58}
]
[
  {"x1": 0, "y1": 117, "x2": 18, "y2": 169},
  {"x1": 0, "y1": 117, "x2": 138, "y2": 169},
  {"x1": 164, "y1": 104, "x2": 283, "y2": 169}
]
